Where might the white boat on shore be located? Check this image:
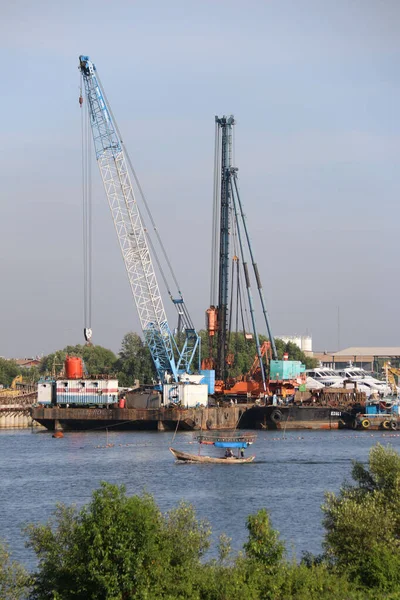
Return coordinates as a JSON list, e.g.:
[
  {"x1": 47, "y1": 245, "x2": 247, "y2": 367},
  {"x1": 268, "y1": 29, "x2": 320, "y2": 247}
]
[
  {"x1": 305, "y1": 368, "x2": 344, "y2": 388},
  {"x1": 336, "y1": 366, "x2": 391, "y2": 396}
]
